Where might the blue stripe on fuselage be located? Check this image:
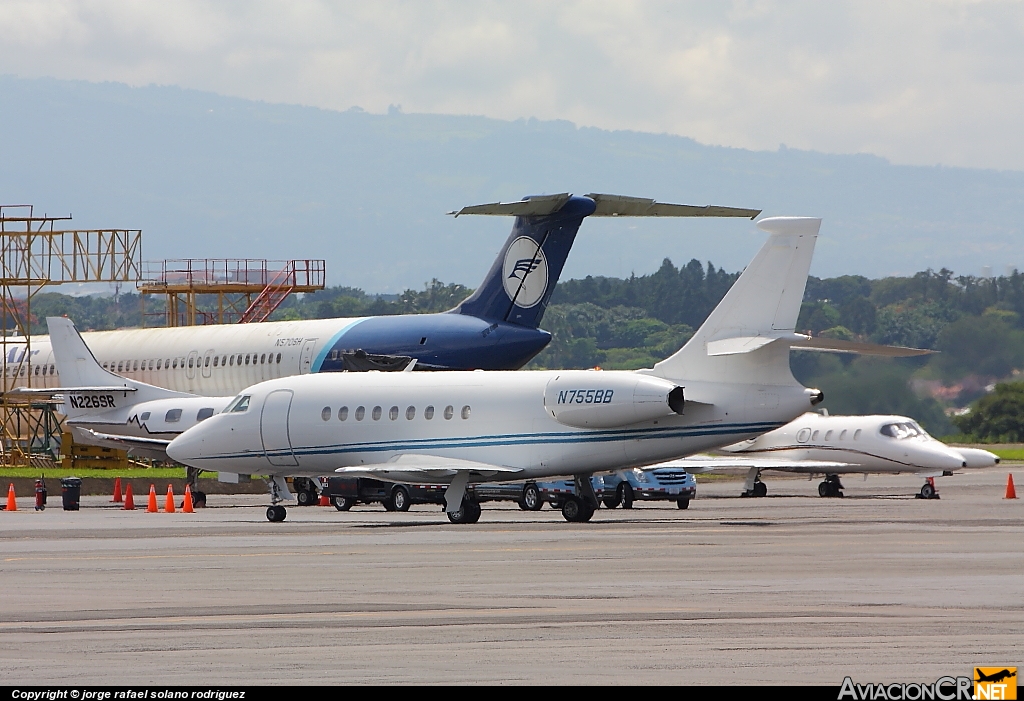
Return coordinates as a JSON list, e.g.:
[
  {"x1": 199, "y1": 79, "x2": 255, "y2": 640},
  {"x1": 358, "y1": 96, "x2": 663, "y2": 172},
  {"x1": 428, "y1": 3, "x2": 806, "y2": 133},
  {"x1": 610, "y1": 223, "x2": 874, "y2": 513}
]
[{"x1": 310, "y1": 317, "x2": 370, "y2": 373}]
